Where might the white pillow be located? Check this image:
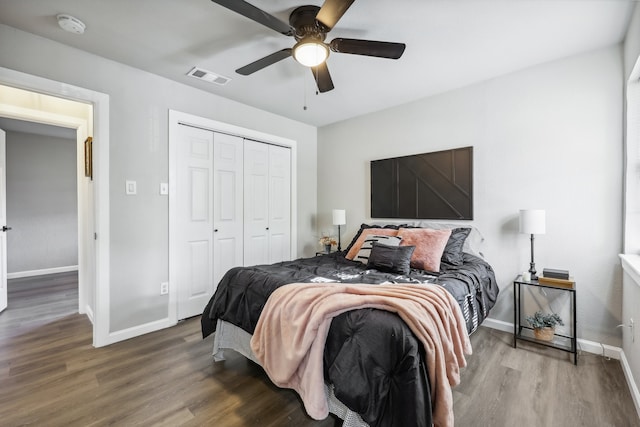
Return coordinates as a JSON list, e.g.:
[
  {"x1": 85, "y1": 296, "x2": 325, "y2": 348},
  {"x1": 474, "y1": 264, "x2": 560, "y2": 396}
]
[{"x1": 354, "y1": 235, "x2": 402, "y2": 264}]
